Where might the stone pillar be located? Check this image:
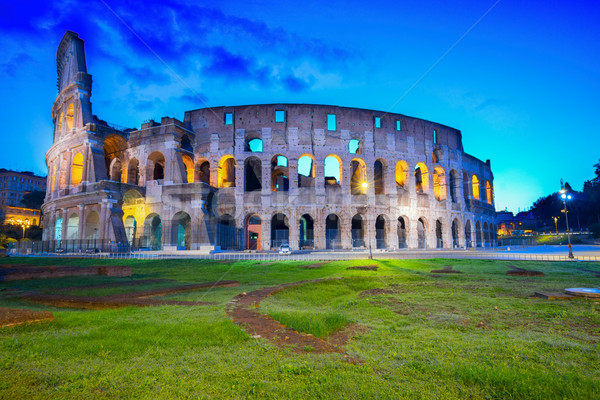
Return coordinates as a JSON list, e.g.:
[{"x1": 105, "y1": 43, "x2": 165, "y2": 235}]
[
  {"x1": 98, "y1": 201, "x2": 109, "y2": 242},
  {"x1": 60, "y1": 208, "x2": 69, "y2": 243},
  {"x1": 289, "y1": 209, "x2": 299, "y2": 250},
  {"x1": 262, "y1": 214, "x2": 271, "y2": 251},
  {"x1": 77, "y1": 204, "x2": 85, "y2": 240},
  {"x1": 341, "y1": 212, "x2": 352, "y2": 249}
]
